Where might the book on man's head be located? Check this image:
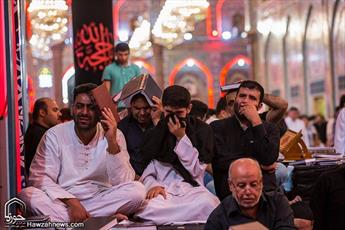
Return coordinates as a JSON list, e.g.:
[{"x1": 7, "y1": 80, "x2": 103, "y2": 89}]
[
  {"x1": 220, "y1": 82, "x2": 241, "y2": 93},
  {"x1": 91, "y1": 83, "x2": 120, "y2": 122},
  {"x1": 113, "y1": 74, "x2": 162, "y2": 107}
]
